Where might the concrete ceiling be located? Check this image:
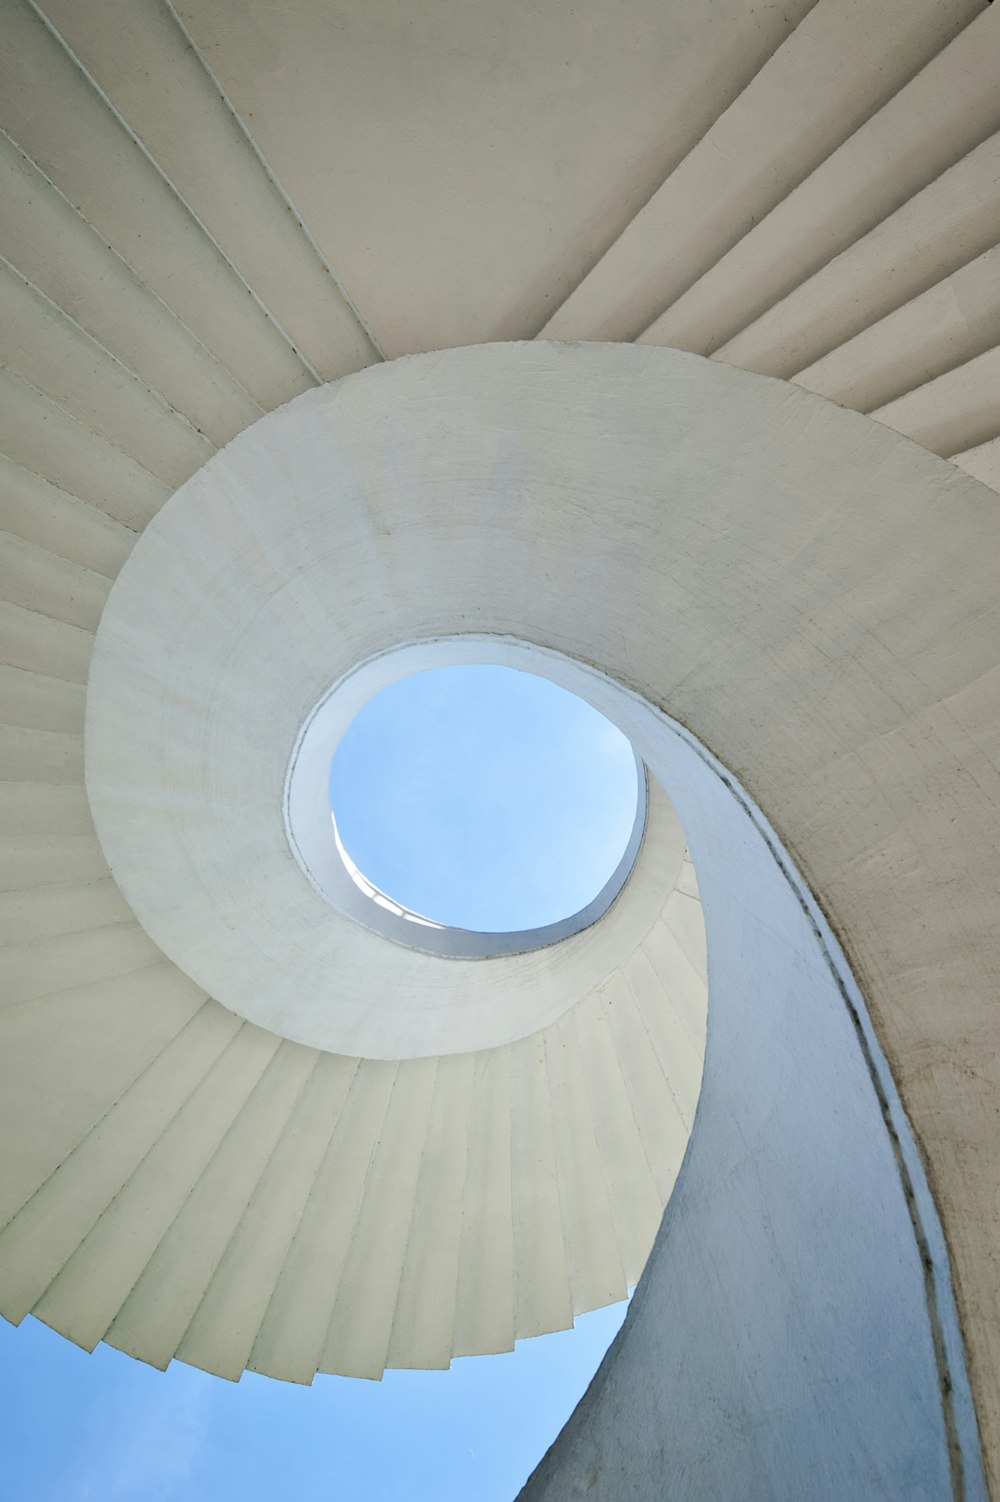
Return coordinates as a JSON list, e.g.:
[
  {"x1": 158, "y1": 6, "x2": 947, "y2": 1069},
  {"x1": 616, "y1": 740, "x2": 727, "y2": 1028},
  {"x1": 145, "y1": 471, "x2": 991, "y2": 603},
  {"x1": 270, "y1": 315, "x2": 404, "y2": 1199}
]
[{"x1": 1, "y1": 0, "x2": 997, "y2": 484}]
